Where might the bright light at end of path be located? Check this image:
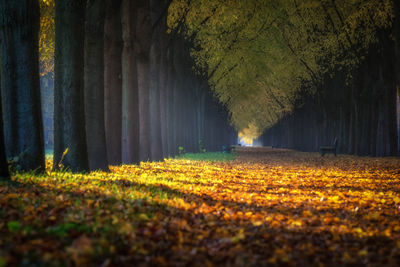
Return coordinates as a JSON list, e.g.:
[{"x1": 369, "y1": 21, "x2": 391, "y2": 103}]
[
  {"x1": 238, "y1": 123, "x2": 260, "y2": 146},
  {"x1": 238, "y1": 137, "x2": 253, "y2": 146}
]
